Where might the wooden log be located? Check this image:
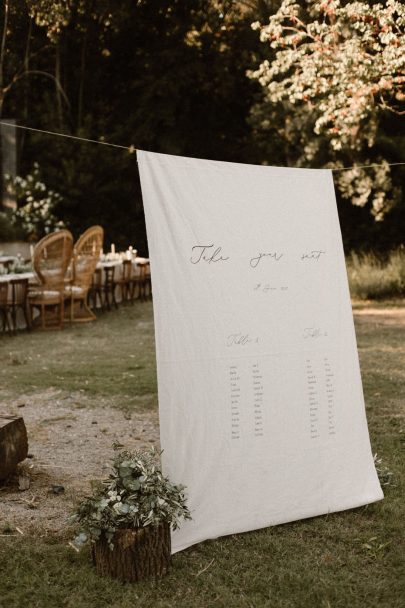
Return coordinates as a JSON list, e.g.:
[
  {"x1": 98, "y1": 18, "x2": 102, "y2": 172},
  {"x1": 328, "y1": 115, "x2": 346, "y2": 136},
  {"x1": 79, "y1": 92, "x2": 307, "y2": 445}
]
[
  {"x1": 0, "y1": 416, "x2": 28, "y2": 480},
  {"x1": 92, "y1": 523, "x2": 171, "y2": 582}
]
